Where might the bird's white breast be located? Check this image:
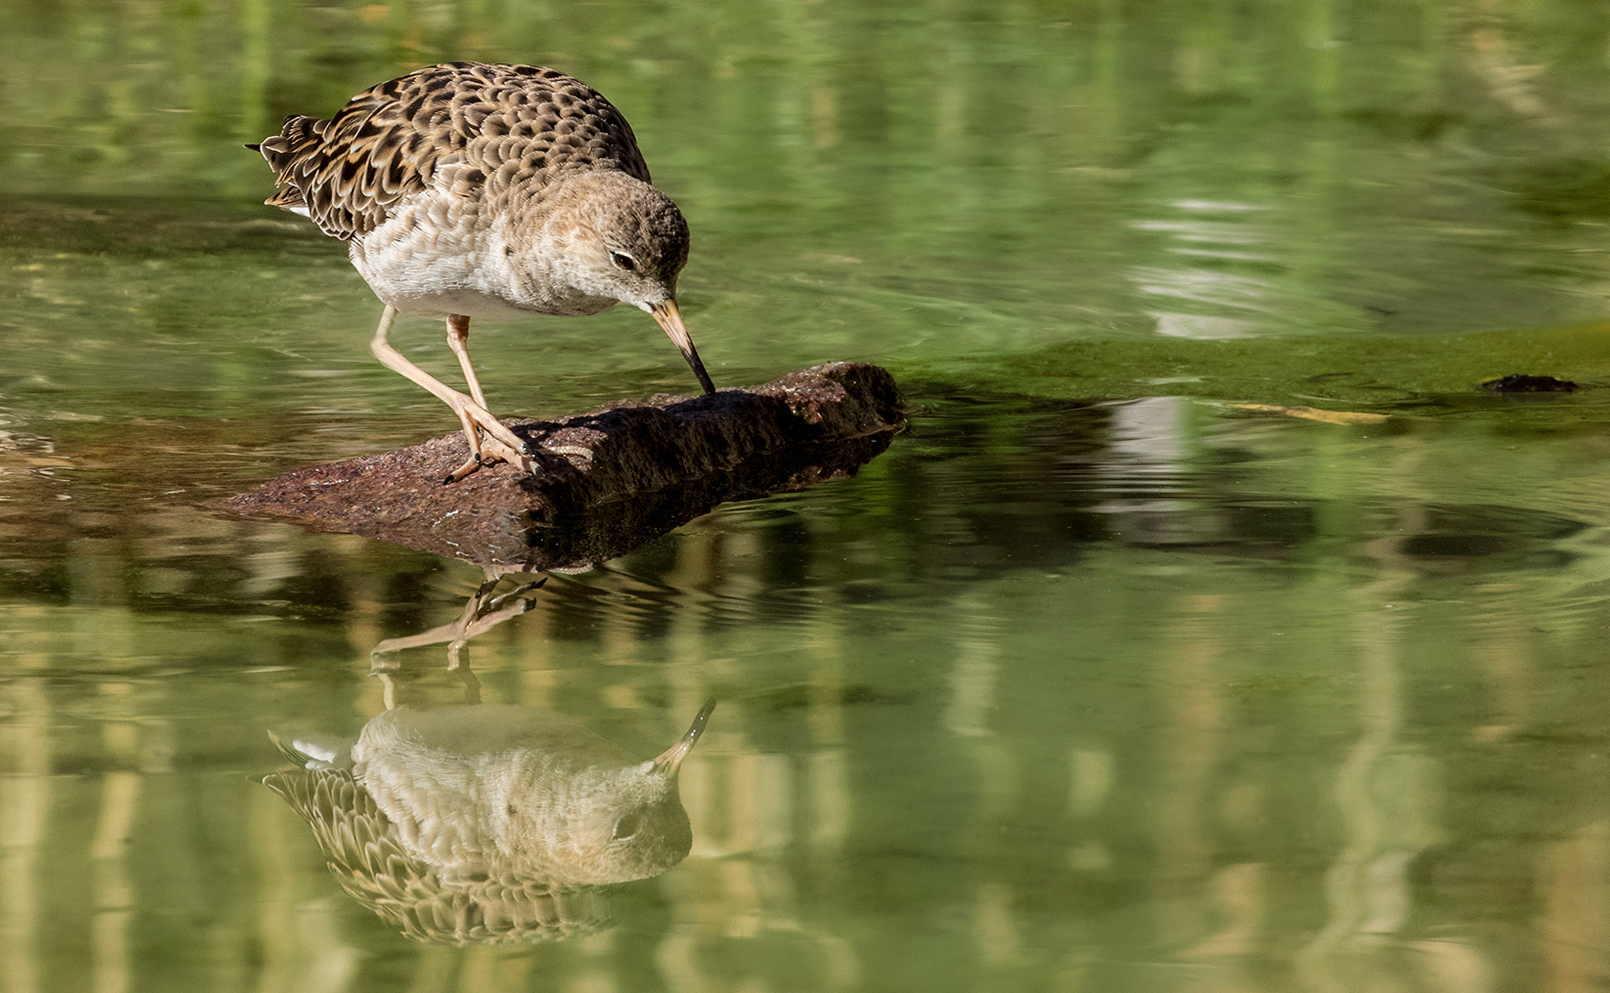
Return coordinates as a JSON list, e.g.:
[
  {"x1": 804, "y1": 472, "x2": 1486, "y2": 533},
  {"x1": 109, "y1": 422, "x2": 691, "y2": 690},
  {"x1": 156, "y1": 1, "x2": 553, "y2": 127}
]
[
  {"x1": 346, "y1": 196, "x2": 515, "y2": 319},
  {"x1": 347, "y1": 192, "x2": 616, "y2": 320}
]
